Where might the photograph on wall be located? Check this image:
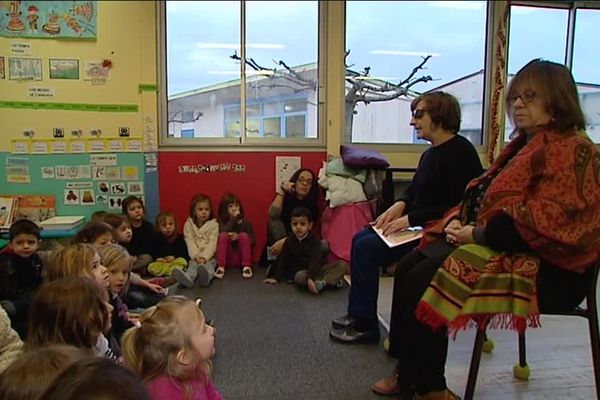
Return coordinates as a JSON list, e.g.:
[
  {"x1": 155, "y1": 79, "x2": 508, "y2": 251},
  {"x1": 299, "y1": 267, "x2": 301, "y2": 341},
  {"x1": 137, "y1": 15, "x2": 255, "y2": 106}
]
[
  {"x1": 110, "y1": 182, "x2": 126, "y2": 195},
  {"x1": 79, "y1": 189, "x2": 95, "y2": 205},
  {"x1": 0, "y1": 1, "x2": 97, "y2": 39},
  {"x1": 97, "y1": 181, "x2": 109, "y2": 193},
  {"x1": 108, "y1": 196, "x2": 125, "y2": 211},
  {"x1": 127, "y1": 181, "x2": 144, "y2": 195},
  {"x1": 8, "y1": 57, "x2": 42, "y2": 81},
  {"x1": 275, "y1": 156, "x2": 301, "y2": 194},
  {"x1": 0, "y1": 56, "x2": 4, "y2": 79},
  {"x1": 64, "y1": 189, "x2": 79, "y2": 205},
  {"x1": 49, "y1": 58, "x2": 79, "y2": 79}
]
